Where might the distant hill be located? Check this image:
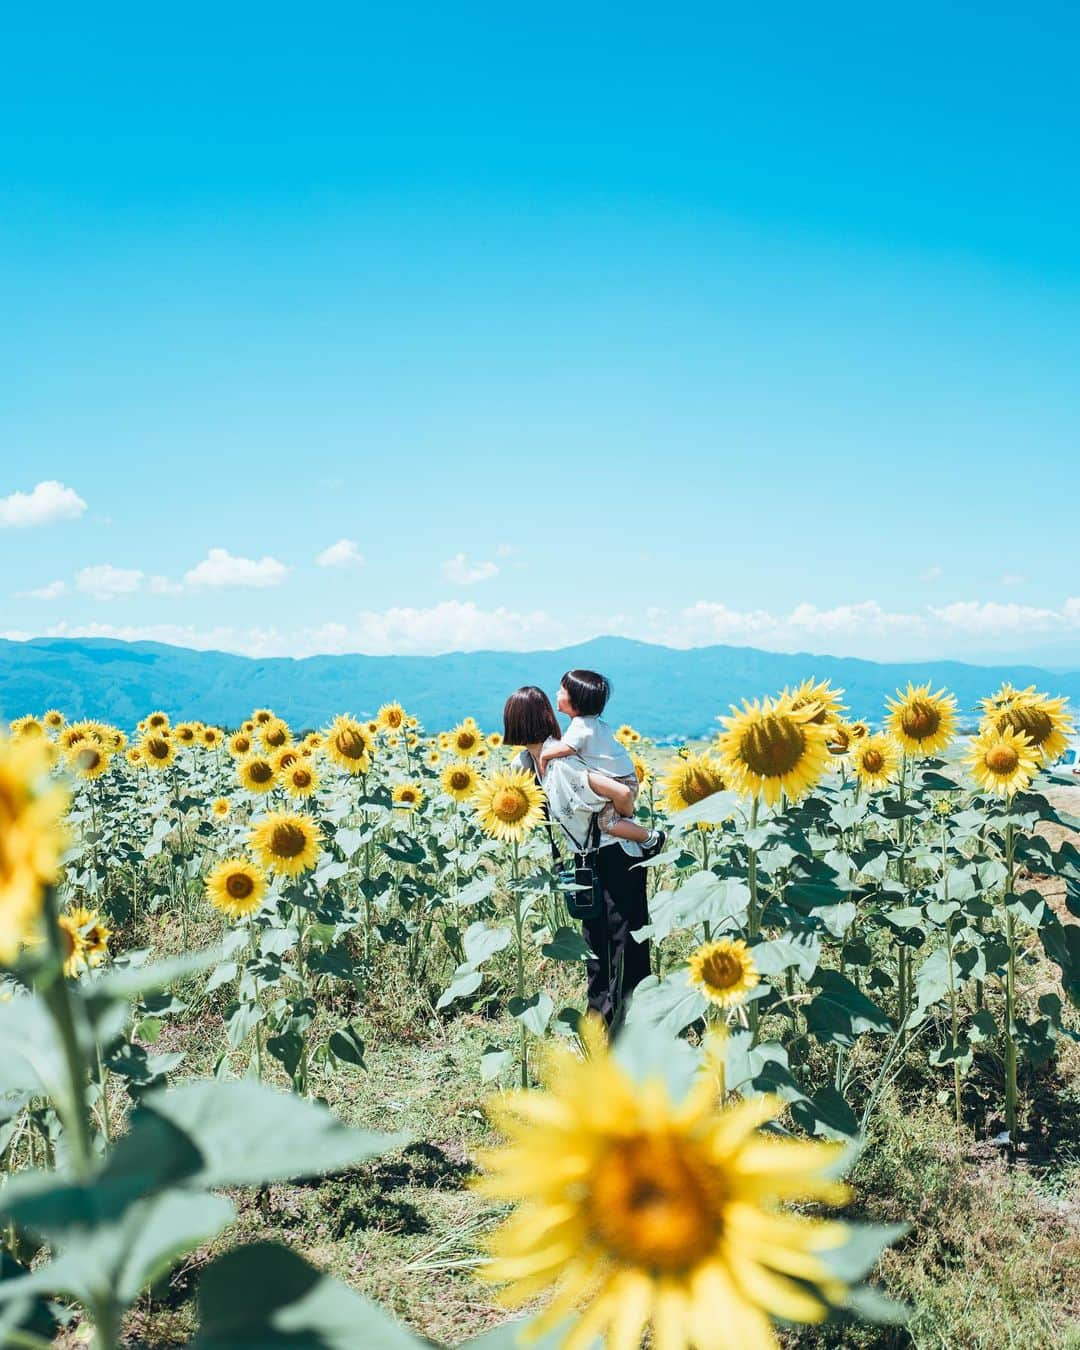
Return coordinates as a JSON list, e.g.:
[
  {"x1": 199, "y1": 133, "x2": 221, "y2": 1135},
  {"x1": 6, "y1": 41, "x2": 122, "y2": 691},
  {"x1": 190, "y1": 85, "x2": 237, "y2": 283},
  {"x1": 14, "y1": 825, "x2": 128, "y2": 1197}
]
[{"x1": 2, "y1": 636, "x2": 1078, "y2": 738}]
